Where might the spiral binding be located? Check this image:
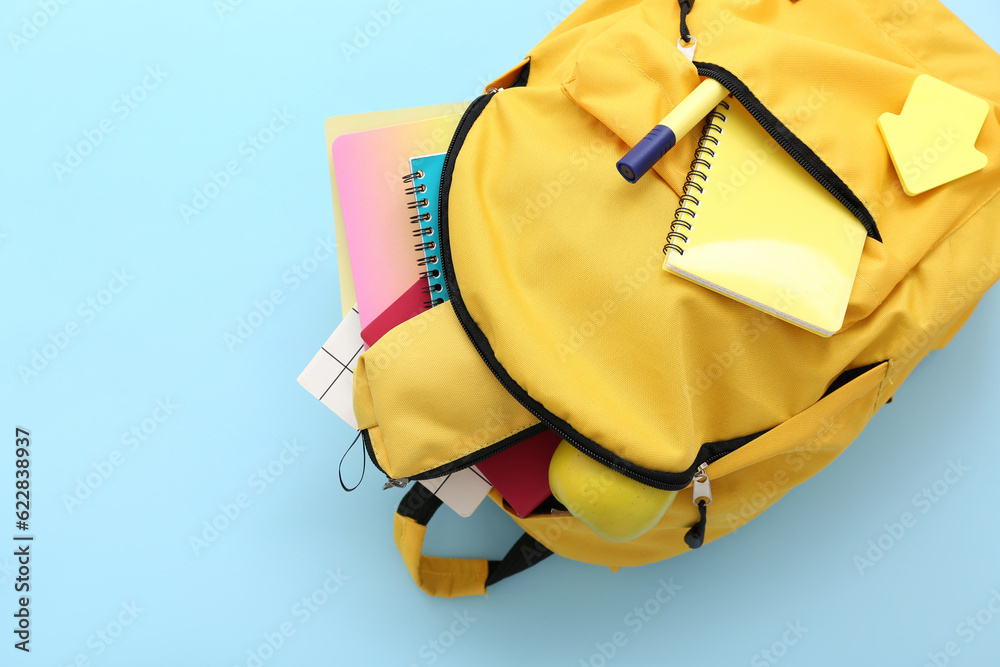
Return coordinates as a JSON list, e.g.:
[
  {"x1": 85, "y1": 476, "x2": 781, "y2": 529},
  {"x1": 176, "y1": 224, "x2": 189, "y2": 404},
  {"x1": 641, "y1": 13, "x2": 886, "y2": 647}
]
[
  {"x1": 664, "y1": 100, "x2": 730, "y2": 256},
  {"x1": 403, "y1": 170, "x2": 445, "y2": 308}
]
